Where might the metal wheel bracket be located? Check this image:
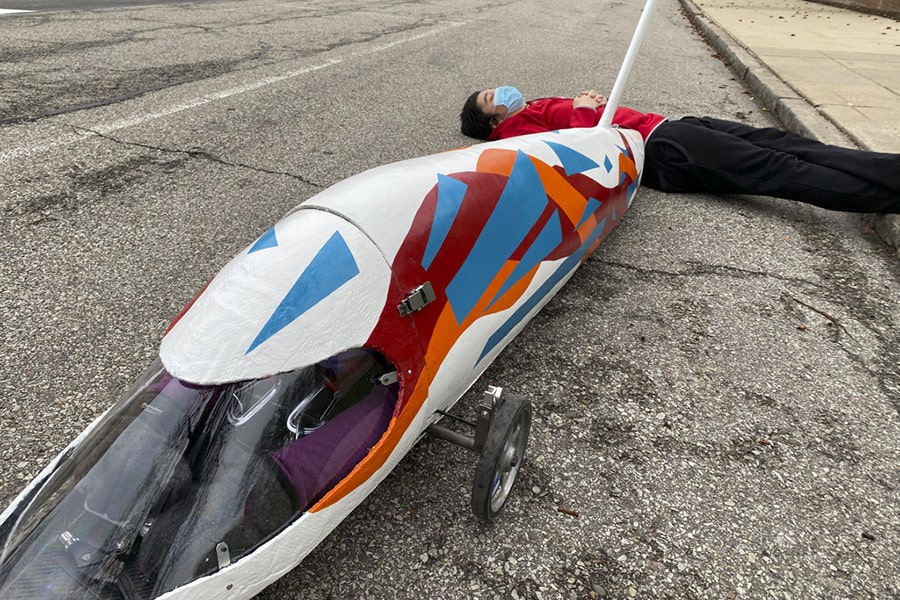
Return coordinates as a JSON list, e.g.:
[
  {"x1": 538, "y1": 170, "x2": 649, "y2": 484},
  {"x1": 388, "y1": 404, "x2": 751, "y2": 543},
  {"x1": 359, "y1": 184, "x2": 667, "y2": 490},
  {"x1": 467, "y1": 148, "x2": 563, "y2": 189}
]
[
  {"x1": 473, "y1": 386, "x2": 502, "y2": 453},
  {"x1": 424, "y1": 385, "x2": 503, "y2": 453}
]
